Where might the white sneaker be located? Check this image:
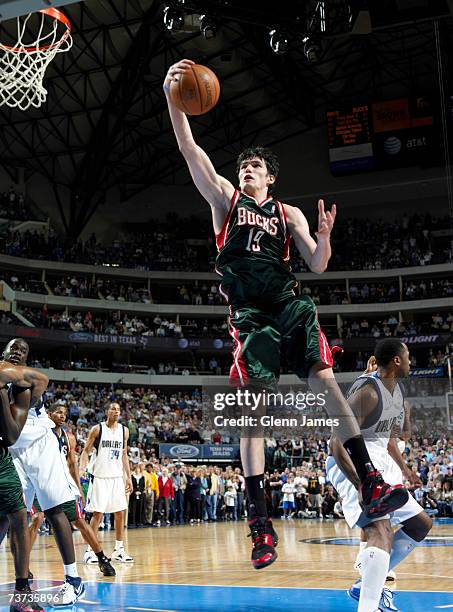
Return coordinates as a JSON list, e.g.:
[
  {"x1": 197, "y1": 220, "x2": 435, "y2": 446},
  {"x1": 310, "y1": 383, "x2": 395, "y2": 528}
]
[
  {"x1": 111, "y1": 547, "x2": 134, "y2": 563},
  {"x1": 52, "y1": 576, "x2": 85, "y2": 606},
  {"x1": 83, "y1": 550, "x2": 98, "y2": 565}
]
